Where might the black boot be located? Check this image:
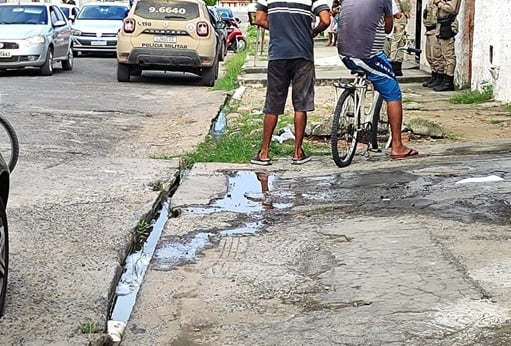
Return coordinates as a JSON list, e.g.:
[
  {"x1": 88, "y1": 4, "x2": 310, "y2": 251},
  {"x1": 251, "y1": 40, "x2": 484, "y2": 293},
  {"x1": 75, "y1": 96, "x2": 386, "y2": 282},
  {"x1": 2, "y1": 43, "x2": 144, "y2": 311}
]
[
  {"x1": 422, "y1": 72, "x2": 437, "y2": 87},
  {"x1": 433, "y1": 75, "x2": 454, "y2": 92},
  {"x1": 392, "y1": 61, "x2": 403, "y2": 76},
  {"x1": 429, "y1": 73, "x2": 445, "y2": 88}
]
